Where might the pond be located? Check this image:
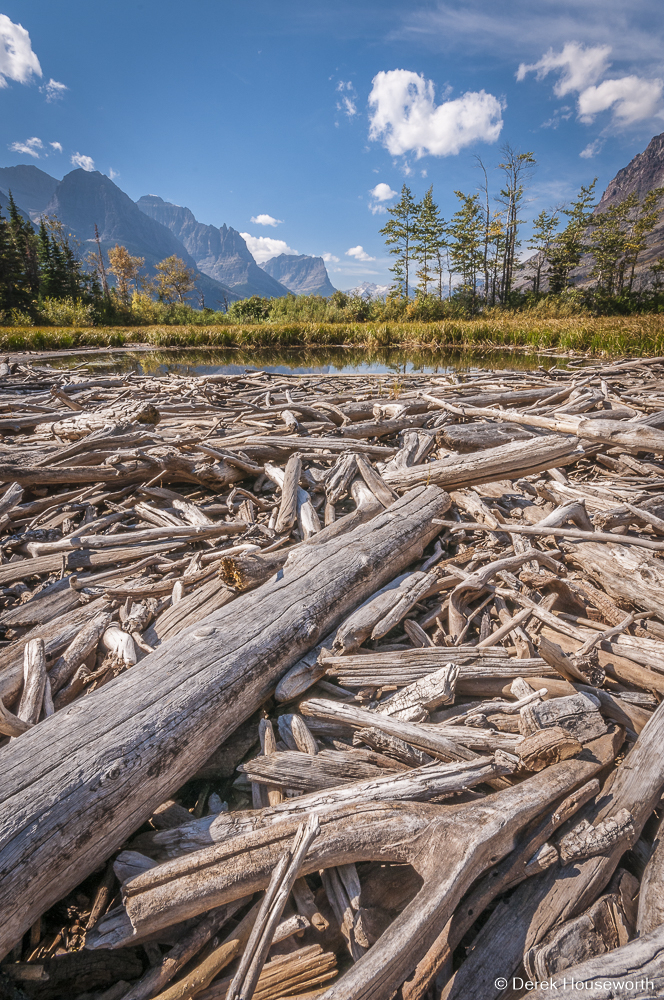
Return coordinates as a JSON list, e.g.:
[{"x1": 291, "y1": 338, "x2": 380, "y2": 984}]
[{"x1": 30, "y1": 345, "x2": 575, "y2": 377}]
